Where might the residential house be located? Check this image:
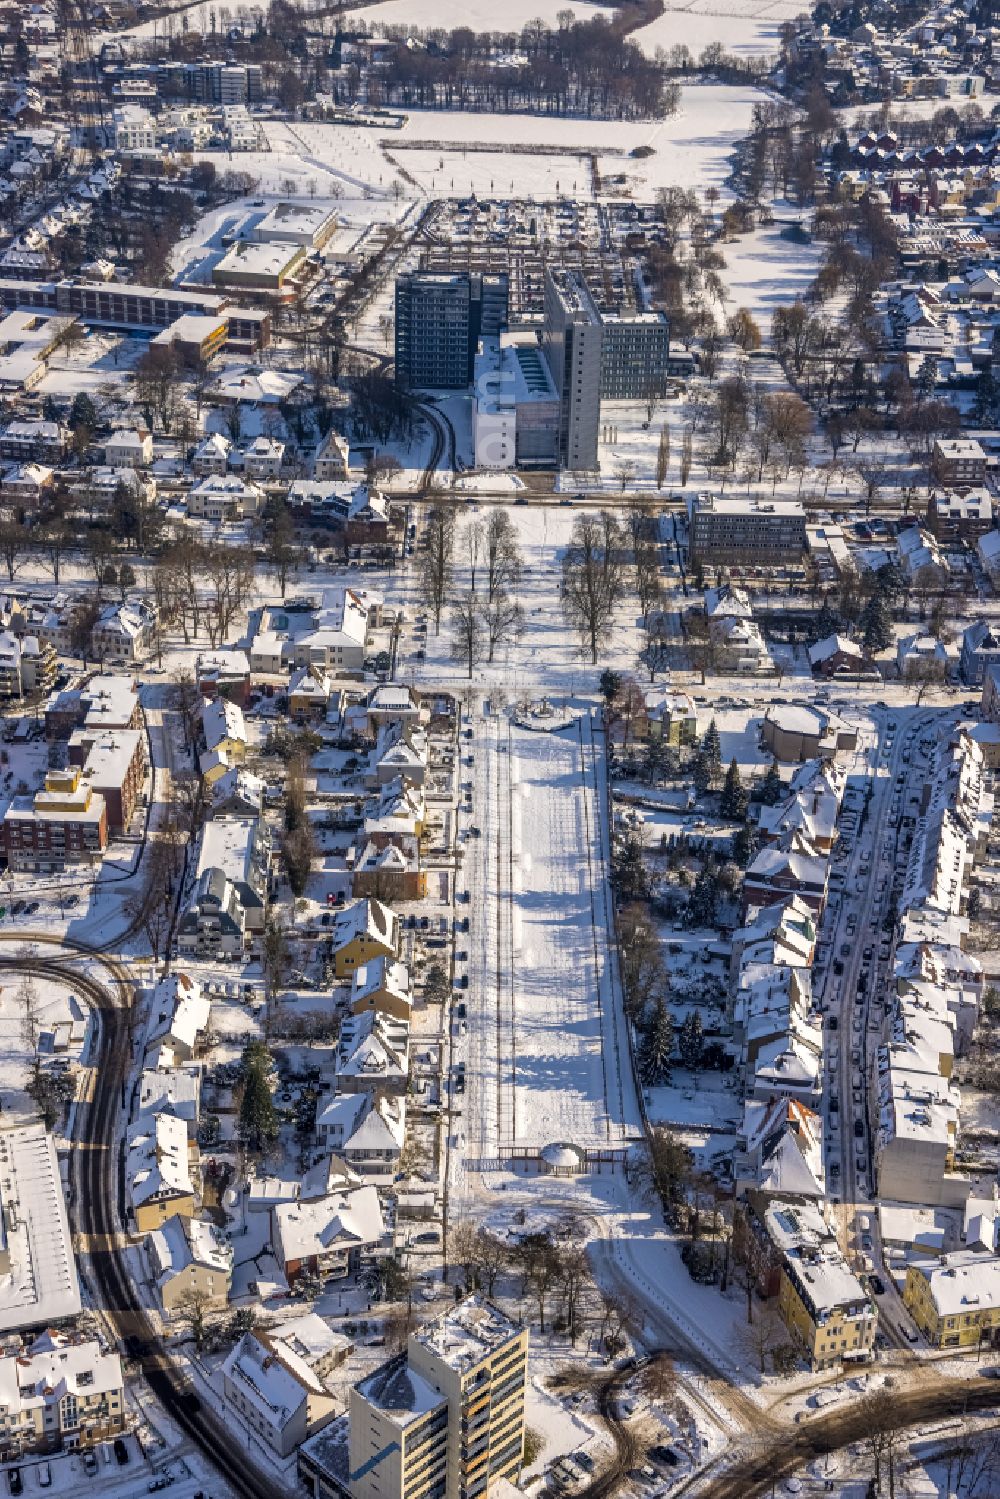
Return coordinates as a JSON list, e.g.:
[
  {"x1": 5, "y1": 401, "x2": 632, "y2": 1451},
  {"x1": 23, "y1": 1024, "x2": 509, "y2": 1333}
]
[
  {"x1": 0, "y1": 1333, "x2": 125, "y2": 1458},
  {"x1": 289, "y1": 664, "x2": 336, "y2": 722},
  {"x1": 313, "y1": 1091, "x2": 405, "y2": 1180},
  {"x1": 961, "y1": 620, "x2": 1000, "y2": 684},
  {"x1": 222, "y1": 1331, "x2": 337, "y2": 1459},
  {"x1": 335, "y1": 1010, "x2": 409, "y2": 1095},
  {"x1": 808, "y1": 635, "x2": 879, "y2": 678},
  {"x1": 271, "y1": 1182, "x2": 384, "y2": 1284},
  {"x1": 897, "y1": 632, "x2": 948, "y2": 680},
  {"x1": 903, "y1": 1251, "x2": 1000, "y2": 1348},
  {"x1": 187, "y1": 474, "x2": 263, "y2": 522},
  {"x1": 201, "y1": 697, "x2": 247, "y2": 765},
  {"x1": 144, "y1": 973, "x2": 209, "y2": 1065},
  {"x1": 147, "y1": 1215, "x2": 232, "y2": 1312},
  {"x1": 242, "y1": 435, "x2": 285, "y2": 480},
  {"x1": 331, "y1": 898, "x2": 400, "y2": 978},
  {"x1": 210, "y1": 767, "x2": 265, "y2": 819},
  {"x1": 898, "y1": 525, "x2": 949, "y2": 590},
  {"x1": 196, "y1": 649, "x2": 251, "y2": 705},
  {"x1": 125, "y1": 1113, "x2": 197, "y2": 1233},
  {"x1": 104, "y1": 428, "x2": 152, "y2": 469},
  {"x1": 192, "y1": 432, "x2": 232, "y2": 476},
  {"x1": 351, "y1": 839, "x2": 426, "y2": 902},
  {"x1": 744, "y1": 1194, "x2": 877, "y2": 1370},
  {"x1": 349, "y1": 957, "x2": 412, "y2": 1021},
  {"x1": 91, "y1": 599, "x2": 157, "y2": 664}
]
